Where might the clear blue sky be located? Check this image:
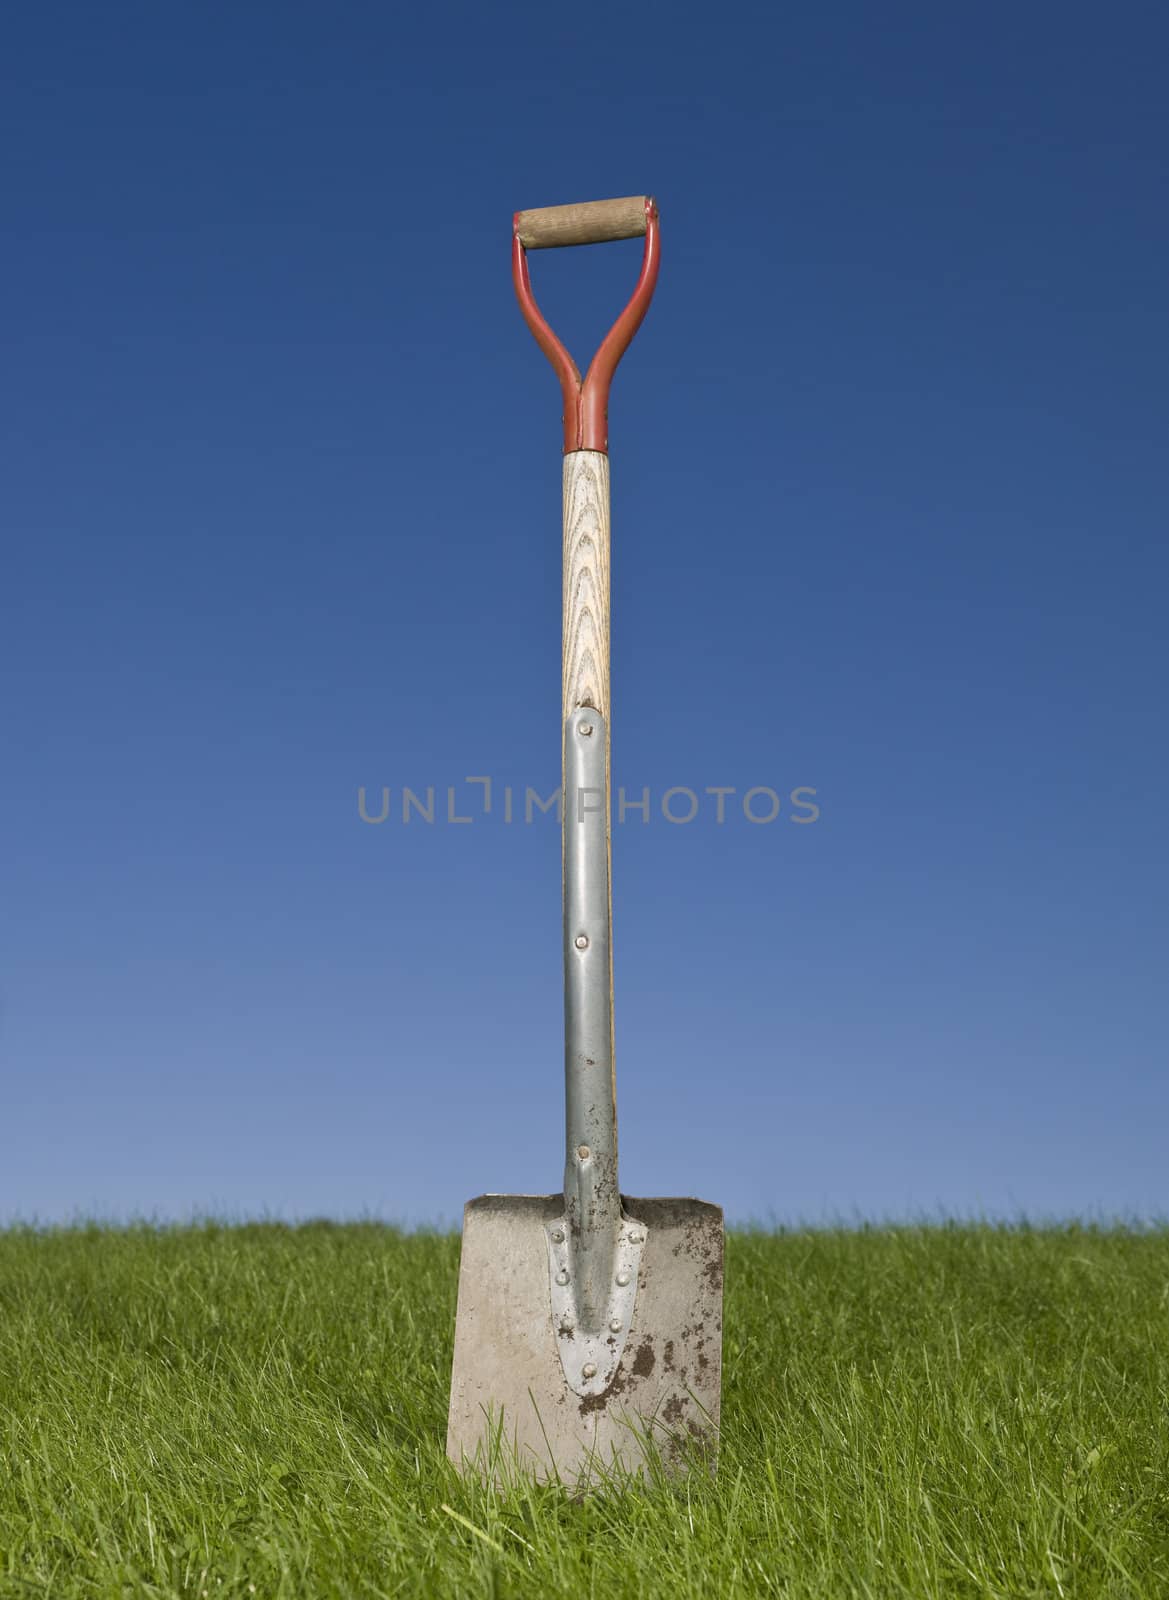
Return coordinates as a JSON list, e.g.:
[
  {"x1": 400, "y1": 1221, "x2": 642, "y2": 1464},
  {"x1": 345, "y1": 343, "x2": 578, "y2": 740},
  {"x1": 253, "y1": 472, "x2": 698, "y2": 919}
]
[{"x1": 3, "y1": 4, "x2": 1166, "y2": 1225}]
